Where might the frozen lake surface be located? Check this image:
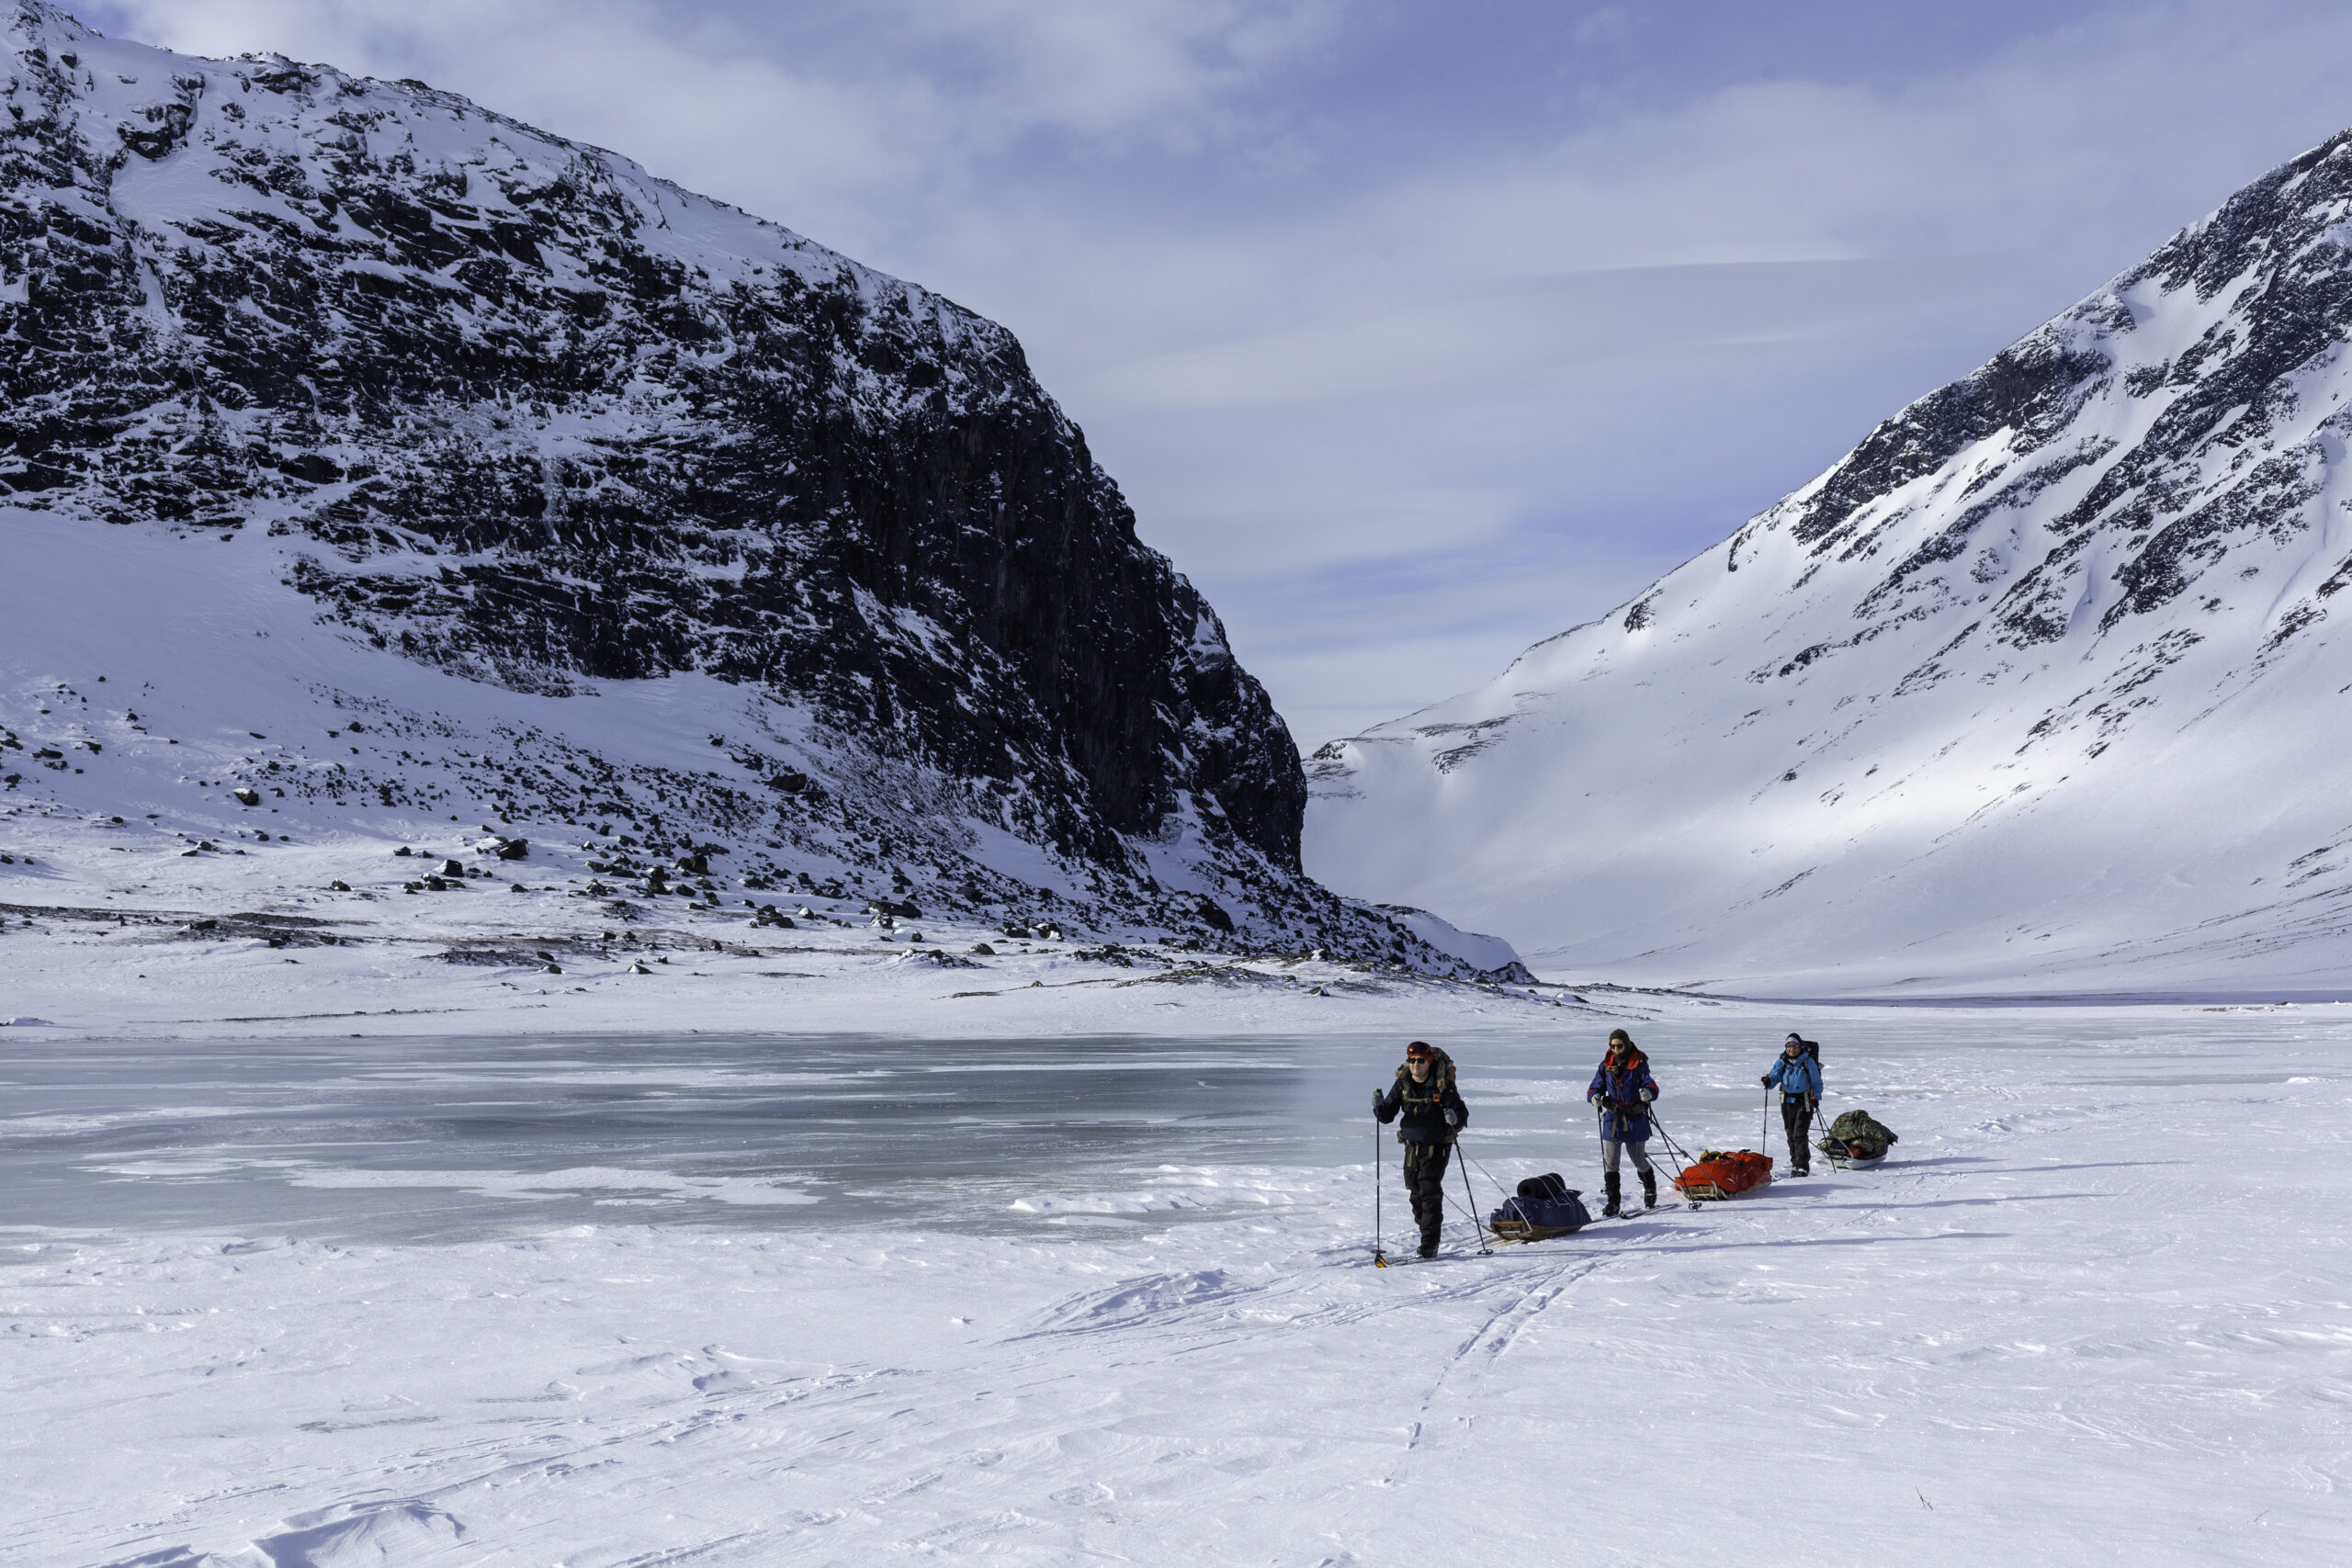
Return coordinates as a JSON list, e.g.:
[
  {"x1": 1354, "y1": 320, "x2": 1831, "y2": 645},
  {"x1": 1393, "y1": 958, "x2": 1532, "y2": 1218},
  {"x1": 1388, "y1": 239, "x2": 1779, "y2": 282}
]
[
  {"x1": 9, "y1": 1010, "x2": 2303, "y2": 1242},
  {"x1": 6, "y1": 1001, "x2": 2348, "y2": 1566}
]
